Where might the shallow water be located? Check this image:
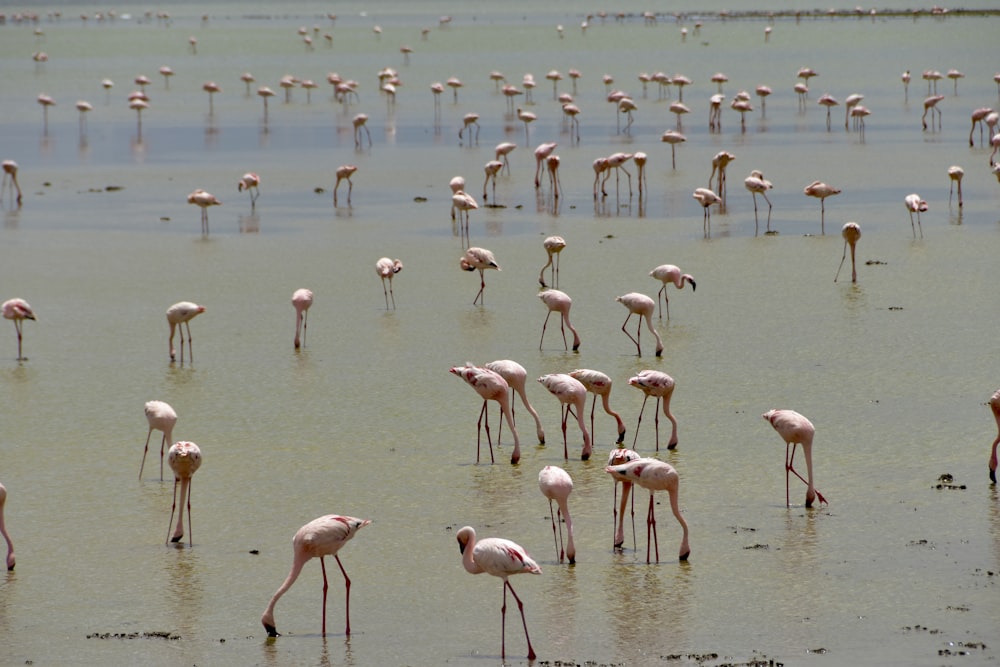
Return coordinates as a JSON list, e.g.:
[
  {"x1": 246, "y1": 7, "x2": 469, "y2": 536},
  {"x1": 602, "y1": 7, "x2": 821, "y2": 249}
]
[{"x1": 1, "y1": 3, "x2": 999, "y2": 666}]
